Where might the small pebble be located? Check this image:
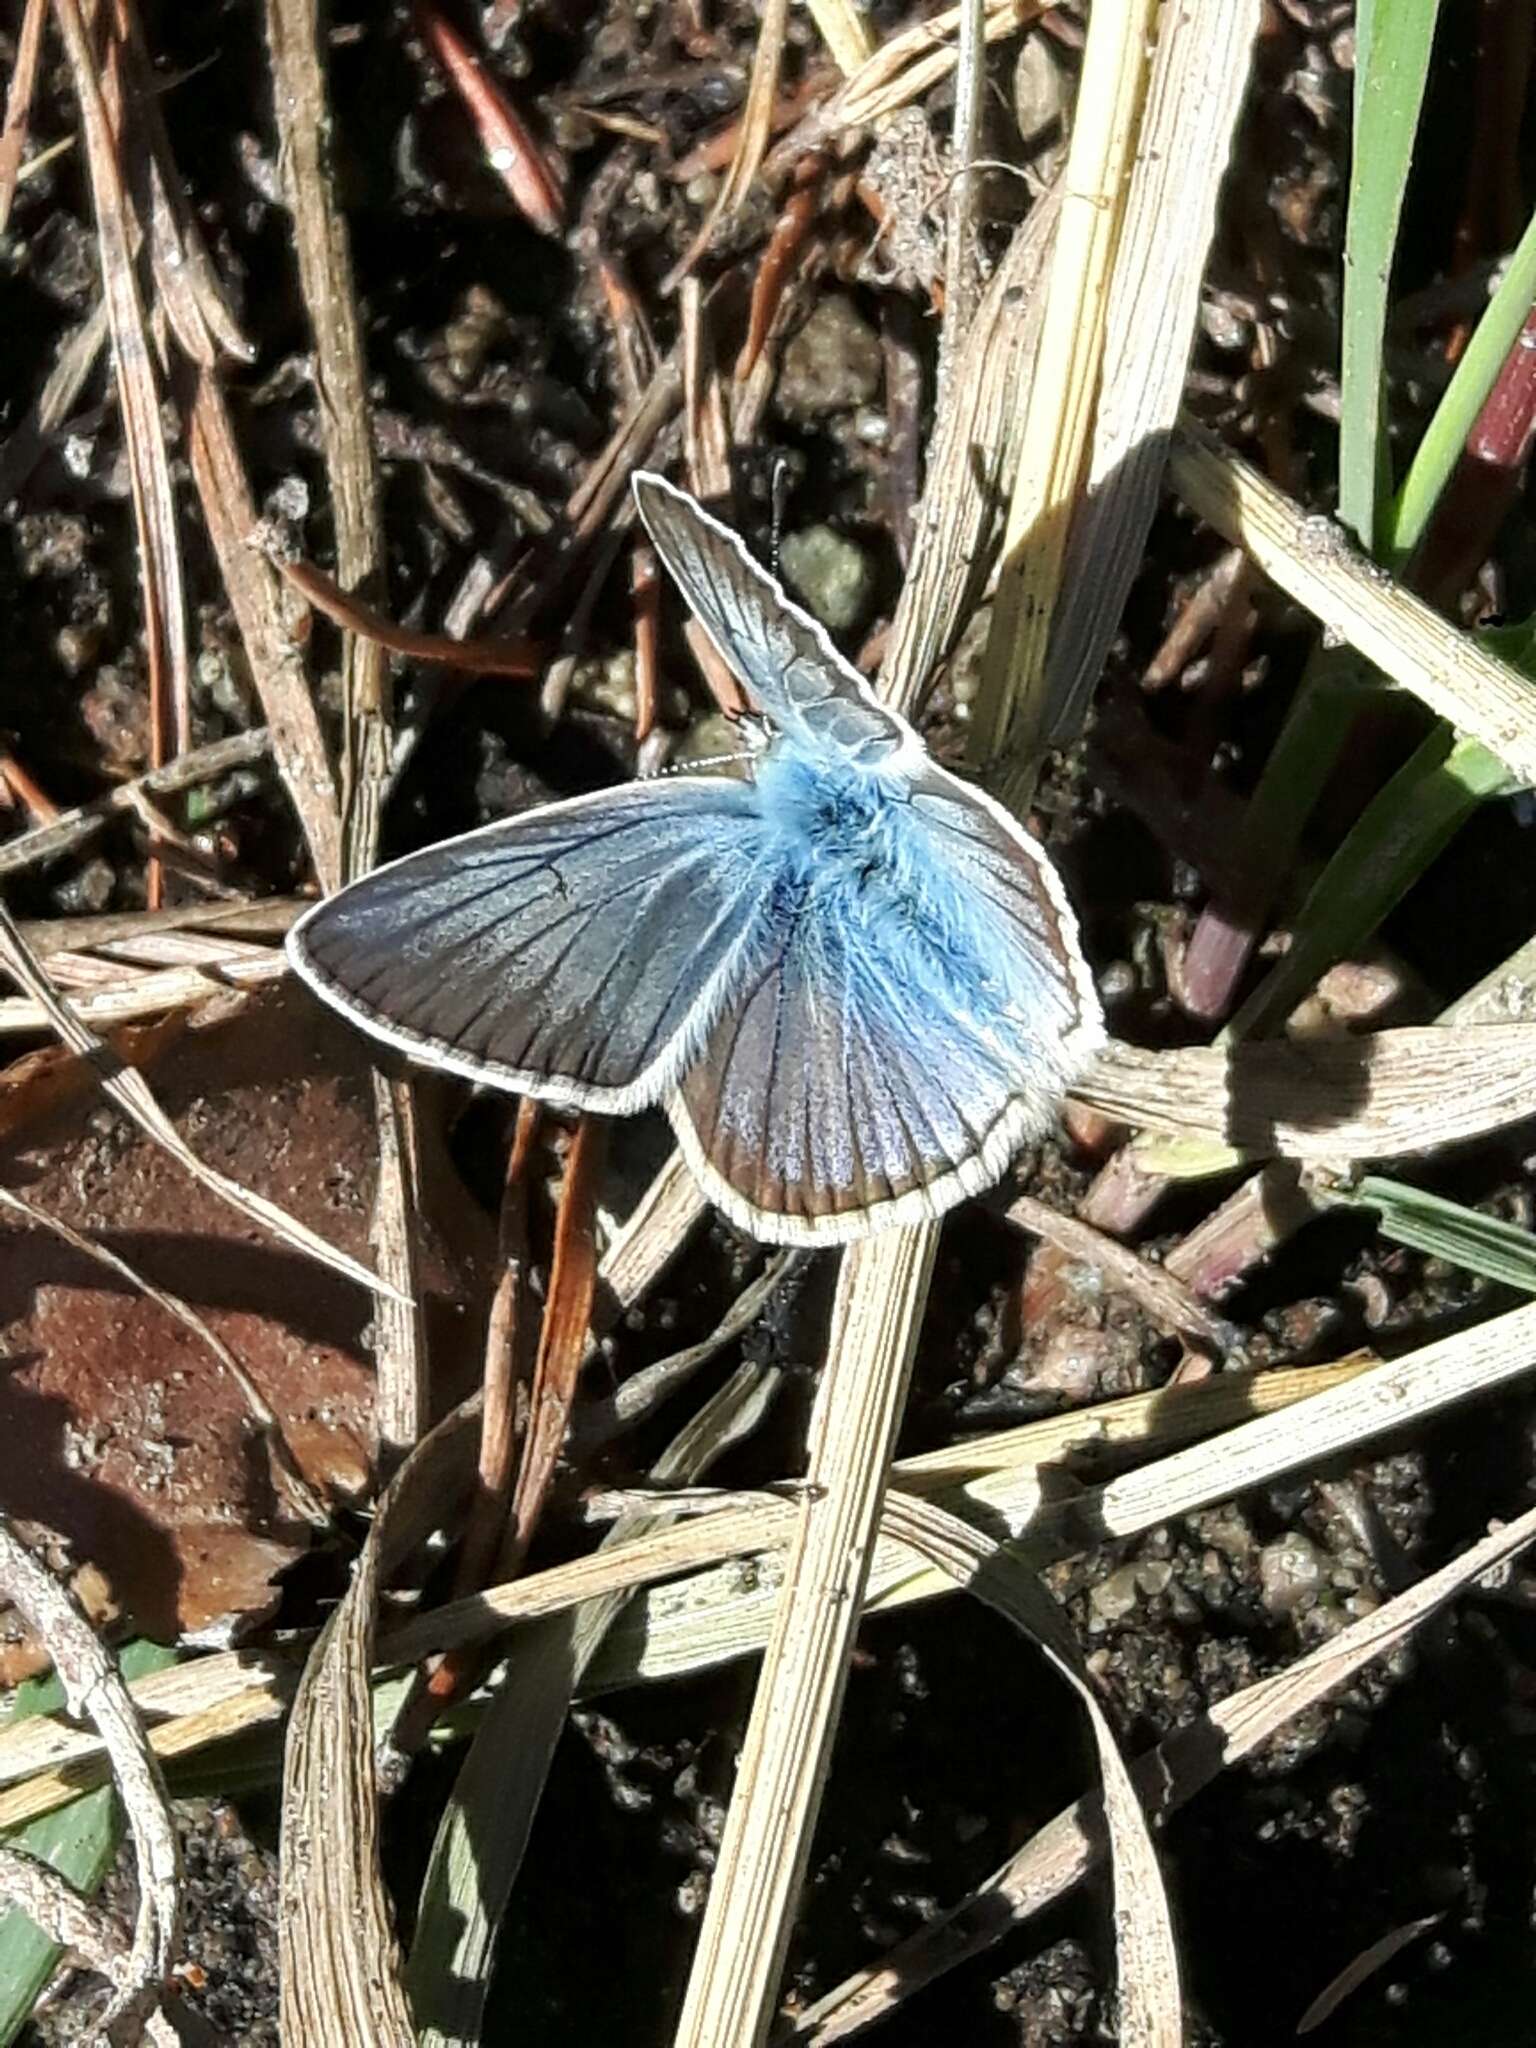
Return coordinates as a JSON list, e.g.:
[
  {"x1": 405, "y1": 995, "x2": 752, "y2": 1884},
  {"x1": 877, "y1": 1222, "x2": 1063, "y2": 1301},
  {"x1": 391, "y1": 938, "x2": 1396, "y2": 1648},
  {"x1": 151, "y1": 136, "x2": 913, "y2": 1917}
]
[
  {"x1": 780, "y1": 524, "x2": 873, "y2": 636},
  {"x1": 776, "y1": 294, "x2": 883, "y2": 420},
  {"x1": 1257, "y1": 1531, "x2": 1327, "y2": 1615},
  {"x1": 1089, "y1": 1564, "x2": 1143, "y2": 1624}
]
